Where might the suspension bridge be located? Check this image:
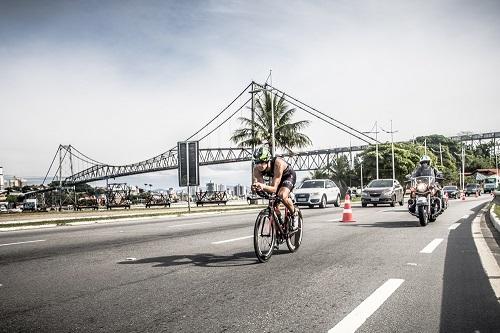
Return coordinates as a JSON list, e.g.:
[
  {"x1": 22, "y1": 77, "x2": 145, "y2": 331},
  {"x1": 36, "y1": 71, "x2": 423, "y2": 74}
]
[{"x1": 42, "y1": 81, "x2": 500, "y2": 188}]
